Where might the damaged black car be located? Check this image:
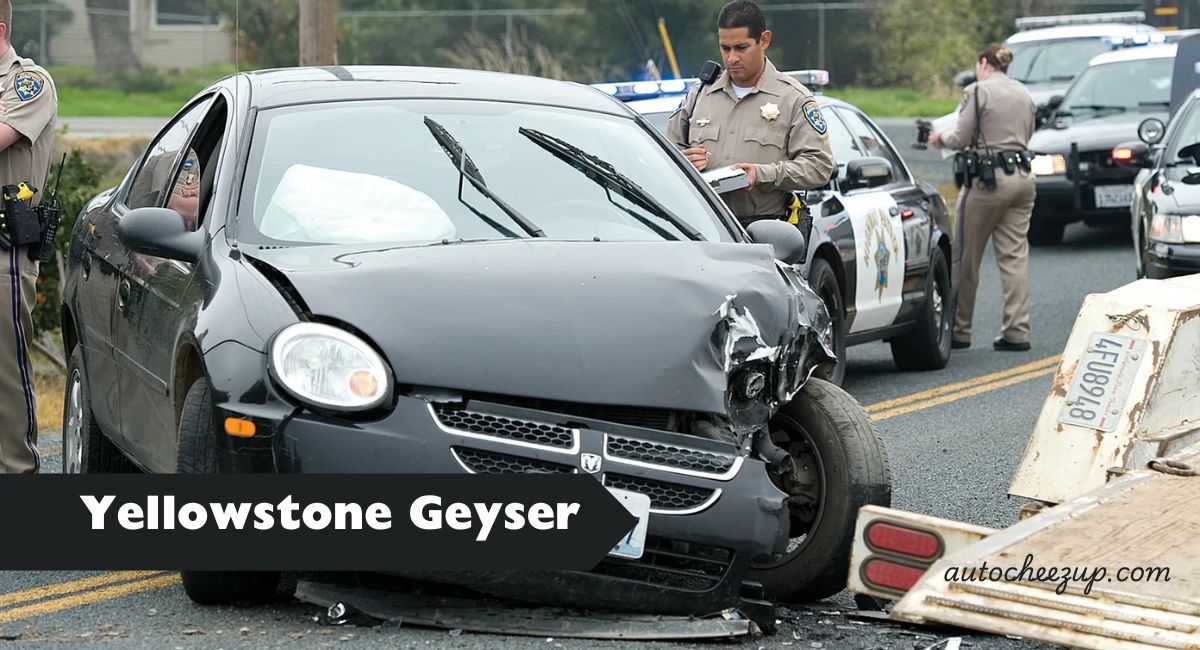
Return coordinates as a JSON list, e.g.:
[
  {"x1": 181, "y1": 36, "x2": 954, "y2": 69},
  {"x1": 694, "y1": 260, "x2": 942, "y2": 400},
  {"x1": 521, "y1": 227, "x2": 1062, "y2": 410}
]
[{"x1": 60, "y1": 66, "x2": 891, "y2": 614}]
